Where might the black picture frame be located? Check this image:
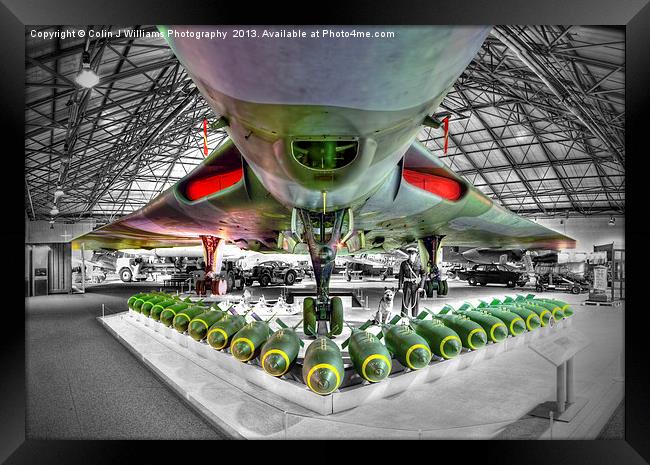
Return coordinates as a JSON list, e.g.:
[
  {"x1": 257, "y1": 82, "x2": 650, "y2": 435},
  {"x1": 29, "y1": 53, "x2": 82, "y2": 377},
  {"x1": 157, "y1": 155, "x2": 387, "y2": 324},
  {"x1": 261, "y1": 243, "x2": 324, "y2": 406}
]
[{"x1": 6, "y1": 0, "x2": 648, "y2": 463}]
